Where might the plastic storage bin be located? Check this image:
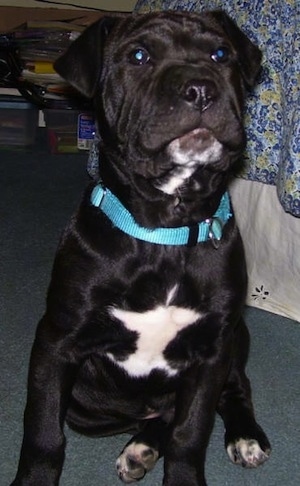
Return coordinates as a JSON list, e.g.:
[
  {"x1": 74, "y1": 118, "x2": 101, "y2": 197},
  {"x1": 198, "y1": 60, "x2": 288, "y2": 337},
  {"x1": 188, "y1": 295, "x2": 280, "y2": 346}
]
[
  {"x1": 0, "y1": 97, "x2": 39, "y2": 147},
  {"x1": 44, "y1": 108, "x2": 95, "y2": 154}
]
